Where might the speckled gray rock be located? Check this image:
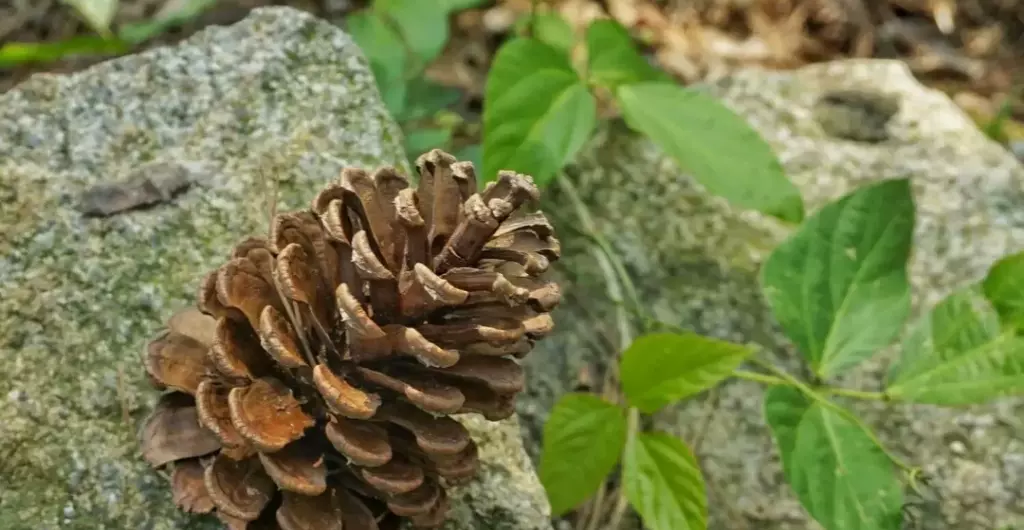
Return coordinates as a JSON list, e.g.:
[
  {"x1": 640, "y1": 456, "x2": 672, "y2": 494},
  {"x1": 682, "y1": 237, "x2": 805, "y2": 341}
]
[
  {"x1": 0, "y1": 7, "x2": 549, "y2": 530},
  {"x1": 441, "y1": 415, "x2": 552, "y2": 530},
  {"x1": 520, "y1": 59, "x2": 1024, "y2": 530}
]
